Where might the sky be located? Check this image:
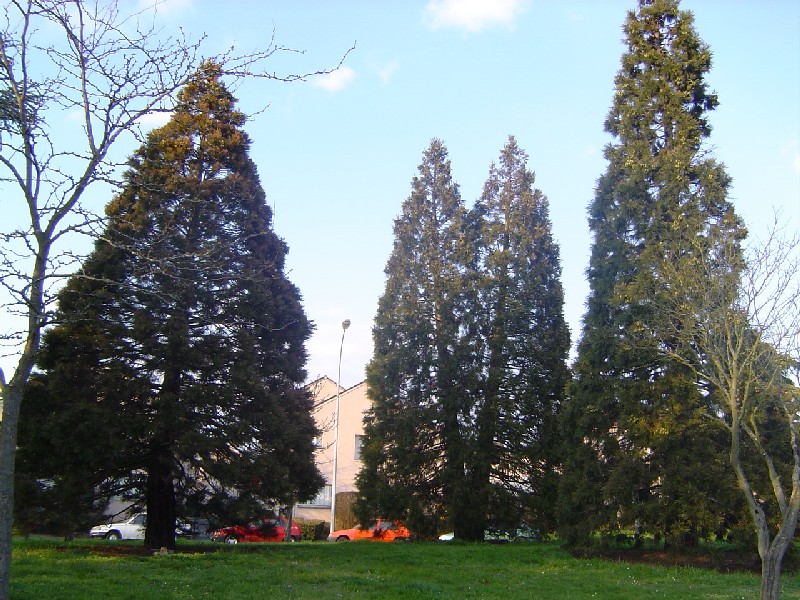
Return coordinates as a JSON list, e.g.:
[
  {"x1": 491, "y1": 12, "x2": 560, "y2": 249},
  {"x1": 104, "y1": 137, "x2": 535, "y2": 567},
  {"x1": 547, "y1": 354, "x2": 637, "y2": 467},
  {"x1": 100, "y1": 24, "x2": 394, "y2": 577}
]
[{"x1": 3, "y1": 0, "x2": 799, "y2": 390}]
